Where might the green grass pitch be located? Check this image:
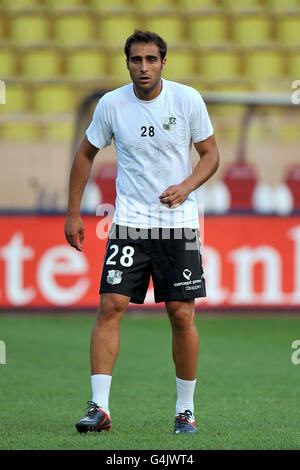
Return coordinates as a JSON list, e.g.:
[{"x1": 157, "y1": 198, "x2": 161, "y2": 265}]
[{"x1": 0, "y1": 312, "x2": 300, "y2": 450}]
